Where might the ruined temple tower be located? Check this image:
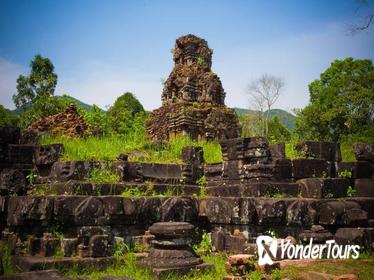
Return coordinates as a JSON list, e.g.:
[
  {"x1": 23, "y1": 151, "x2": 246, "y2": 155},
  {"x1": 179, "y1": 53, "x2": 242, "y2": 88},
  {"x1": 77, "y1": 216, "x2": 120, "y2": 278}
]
[{"x1": 147, "y1": 34, "x2": 241, "y2": 142}]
